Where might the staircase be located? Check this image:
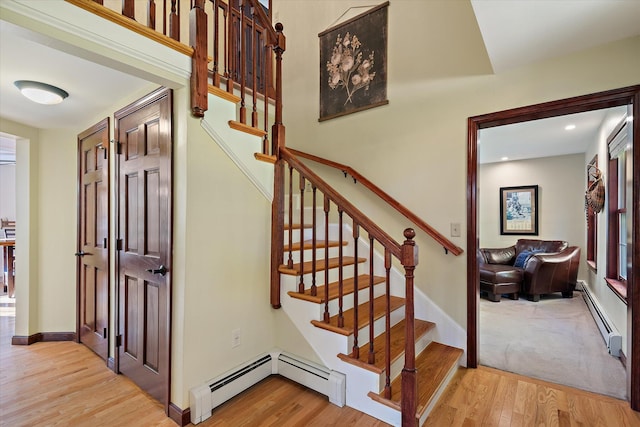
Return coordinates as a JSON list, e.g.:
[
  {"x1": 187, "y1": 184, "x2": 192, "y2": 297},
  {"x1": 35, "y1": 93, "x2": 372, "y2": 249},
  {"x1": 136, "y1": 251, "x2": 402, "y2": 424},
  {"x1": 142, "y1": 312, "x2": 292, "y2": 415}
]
[{"x1": 275, "y1": 211, "x2": 463, "y2": 426}]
